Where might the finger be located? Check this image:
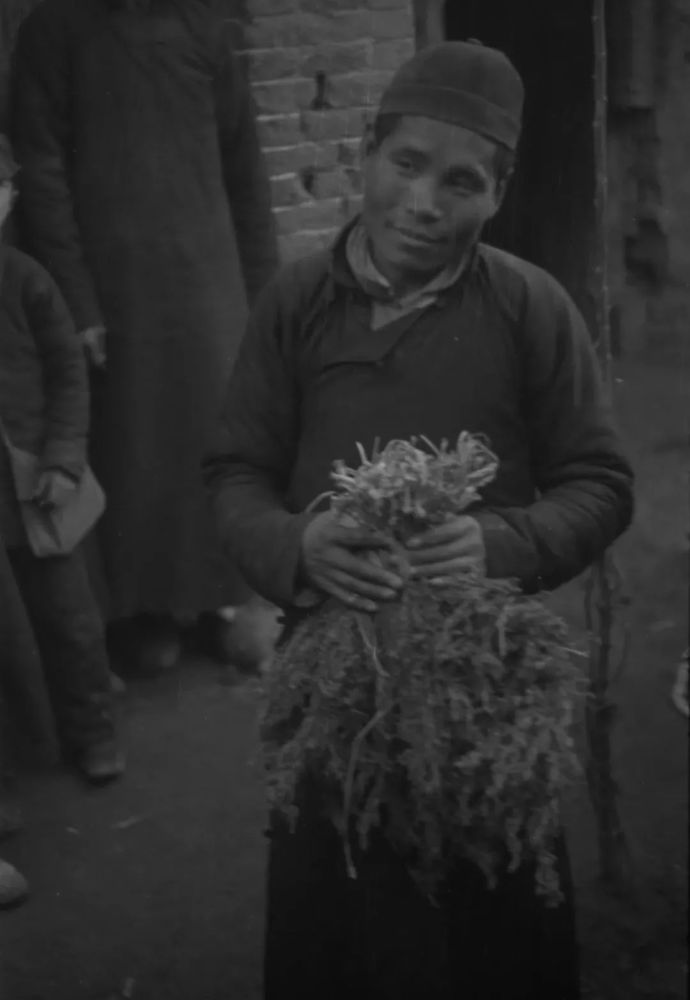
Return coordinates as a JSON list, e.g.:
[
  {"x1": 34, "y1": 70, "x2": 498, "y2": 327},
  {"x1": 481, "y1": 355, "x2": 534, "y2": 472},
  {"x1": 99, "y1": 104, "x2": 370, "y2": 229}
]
[
  {"x1": 322, "y1": 578, "x2": 378, "y2": 614},
  {"x1": 411, "y1": 556, "x2": 483, "y2": 579},
  {"x1": 407, "y1": 542, "x2": 467, "y2": 567},
  {"x1": 332, "y1": 549, "x2": 403, "y2": 590},
  {"x1": 406, "y1": 516, "x2": 476, "y2": 549}
]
